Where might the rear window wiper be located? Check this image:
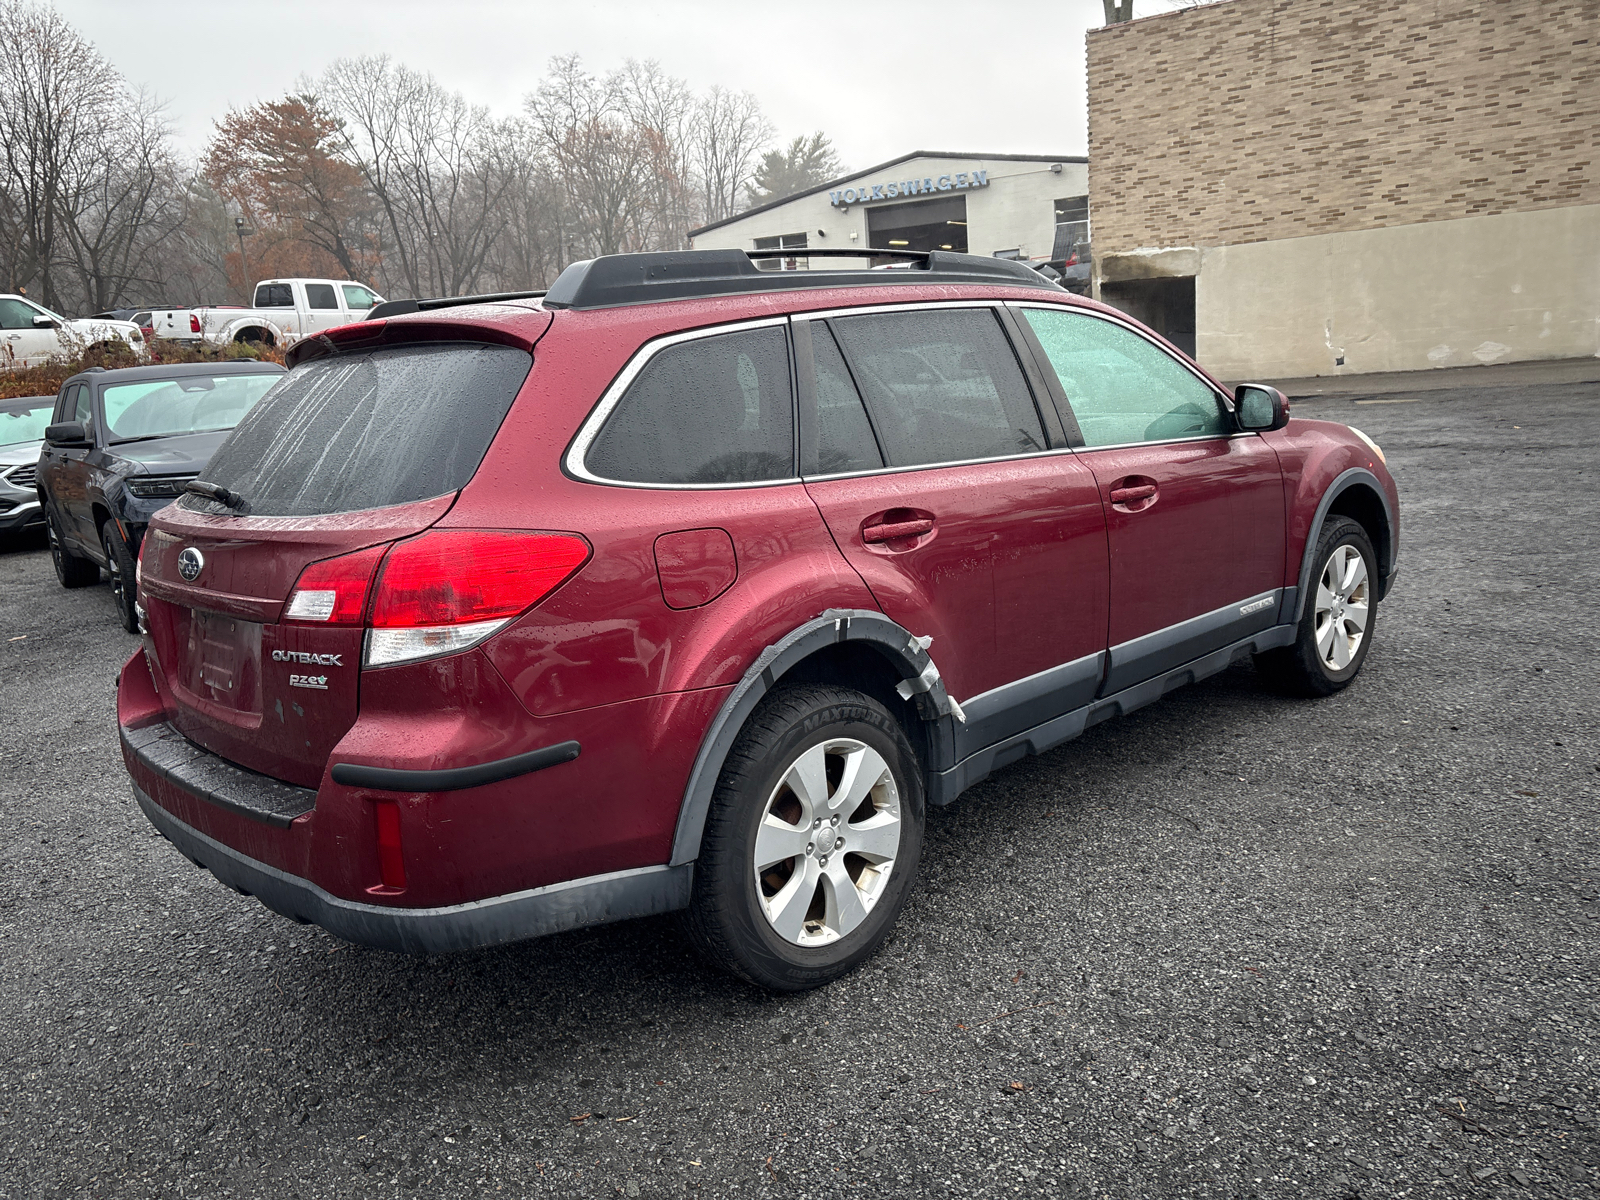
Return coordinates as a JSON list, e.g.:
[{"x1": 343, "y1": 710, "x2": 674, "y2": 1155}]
[{"x1": 184, "y1": 480, "x2": 249, "y2": 513}]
